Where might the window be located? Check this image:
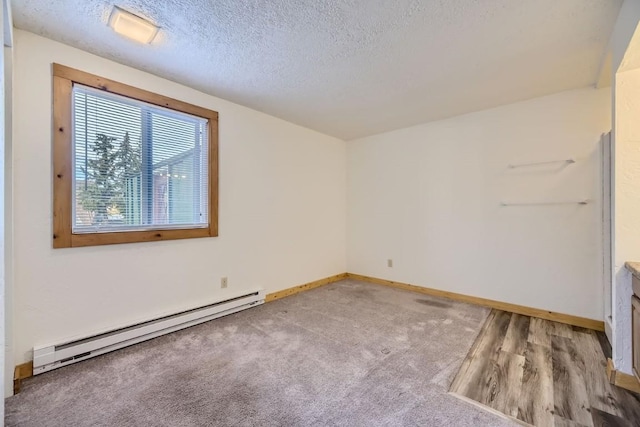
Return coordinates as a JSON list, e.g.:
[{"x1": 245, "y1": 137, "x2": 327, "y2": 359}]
[{"x1": 52, "y1": 64, "x2": 218, "y2": 248}]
